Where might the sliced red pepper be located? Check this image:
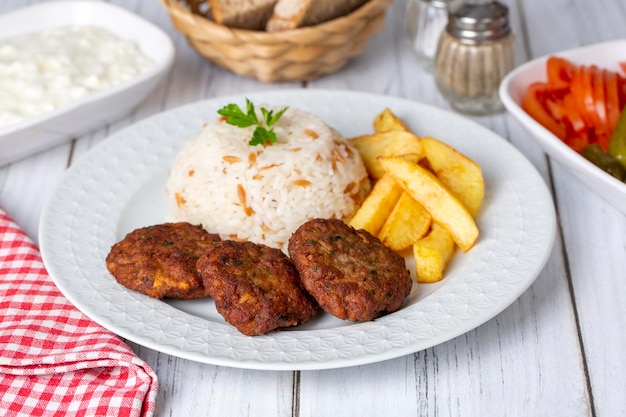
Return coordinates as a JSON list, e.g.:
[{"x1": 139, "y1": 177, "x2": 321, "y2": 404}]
[
  {"x1": 544, "y1": 97, "x2": 565, "y2": 121},
  {"x1": 604, "y1": 70, "x2": 621, "y2": 133},
  {"x1": 593, "y1": 68, "x2": 609, "y2": 136},
  {"x1": 562, "y1": 93, "x2": 587, "y2": 133},
  {"x1": 547, "y1": 56, "x2": 576, "y2": 84},
  {"x1": 544, "y1": 81, "x2": 571, "y2": 99},
  {"x1": 523, "y1": 58, "x2": 626, "y2": 155},
  {"x1": 582, "y1": 65, "x2": 600, "y2": 129},
  {"x1": 570, "y1": 66, "x2": 589, "y2": 127},
  {"x1": 522, "y1": 82, "x2": 567, "y2": 140},
  {"x1": 564, "y1": 130, "x2": 590, "y2": 153},
  {"x1": 620, "y1": 75, "x2": 626, "y2": 108}
]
